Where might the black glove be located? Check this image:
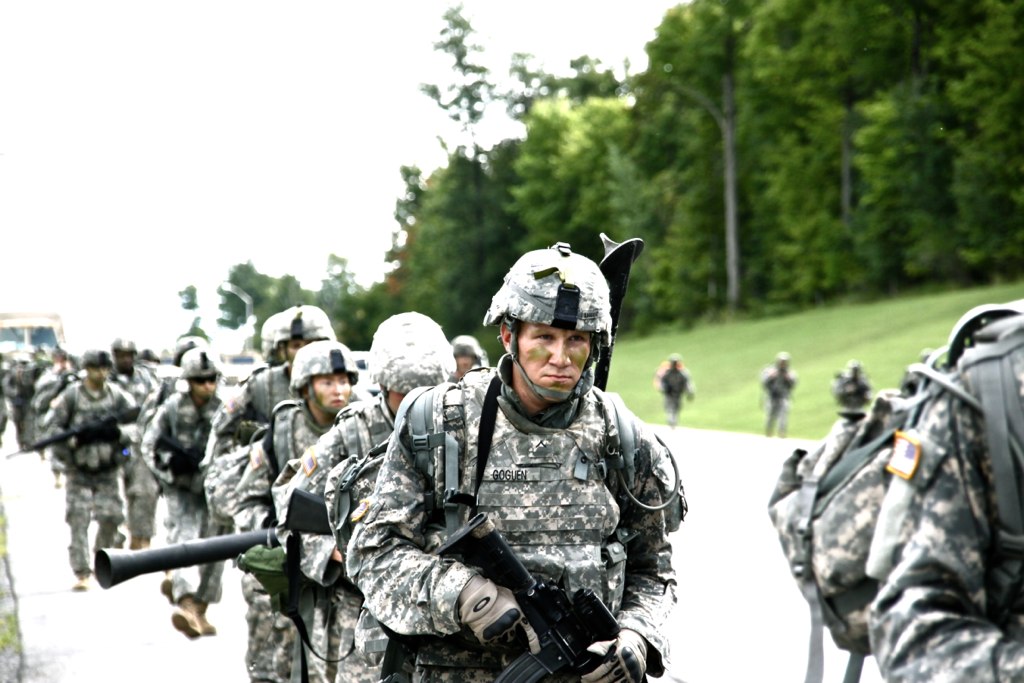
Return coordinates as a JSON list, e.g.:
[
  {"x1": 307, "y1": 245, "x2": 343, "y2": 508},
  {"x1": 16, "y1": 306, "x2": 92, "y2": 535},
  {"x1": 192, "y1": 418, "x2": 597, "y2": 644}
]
[{"x1": 168, "y1": 446, "x2": 204, "y2": 476}]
